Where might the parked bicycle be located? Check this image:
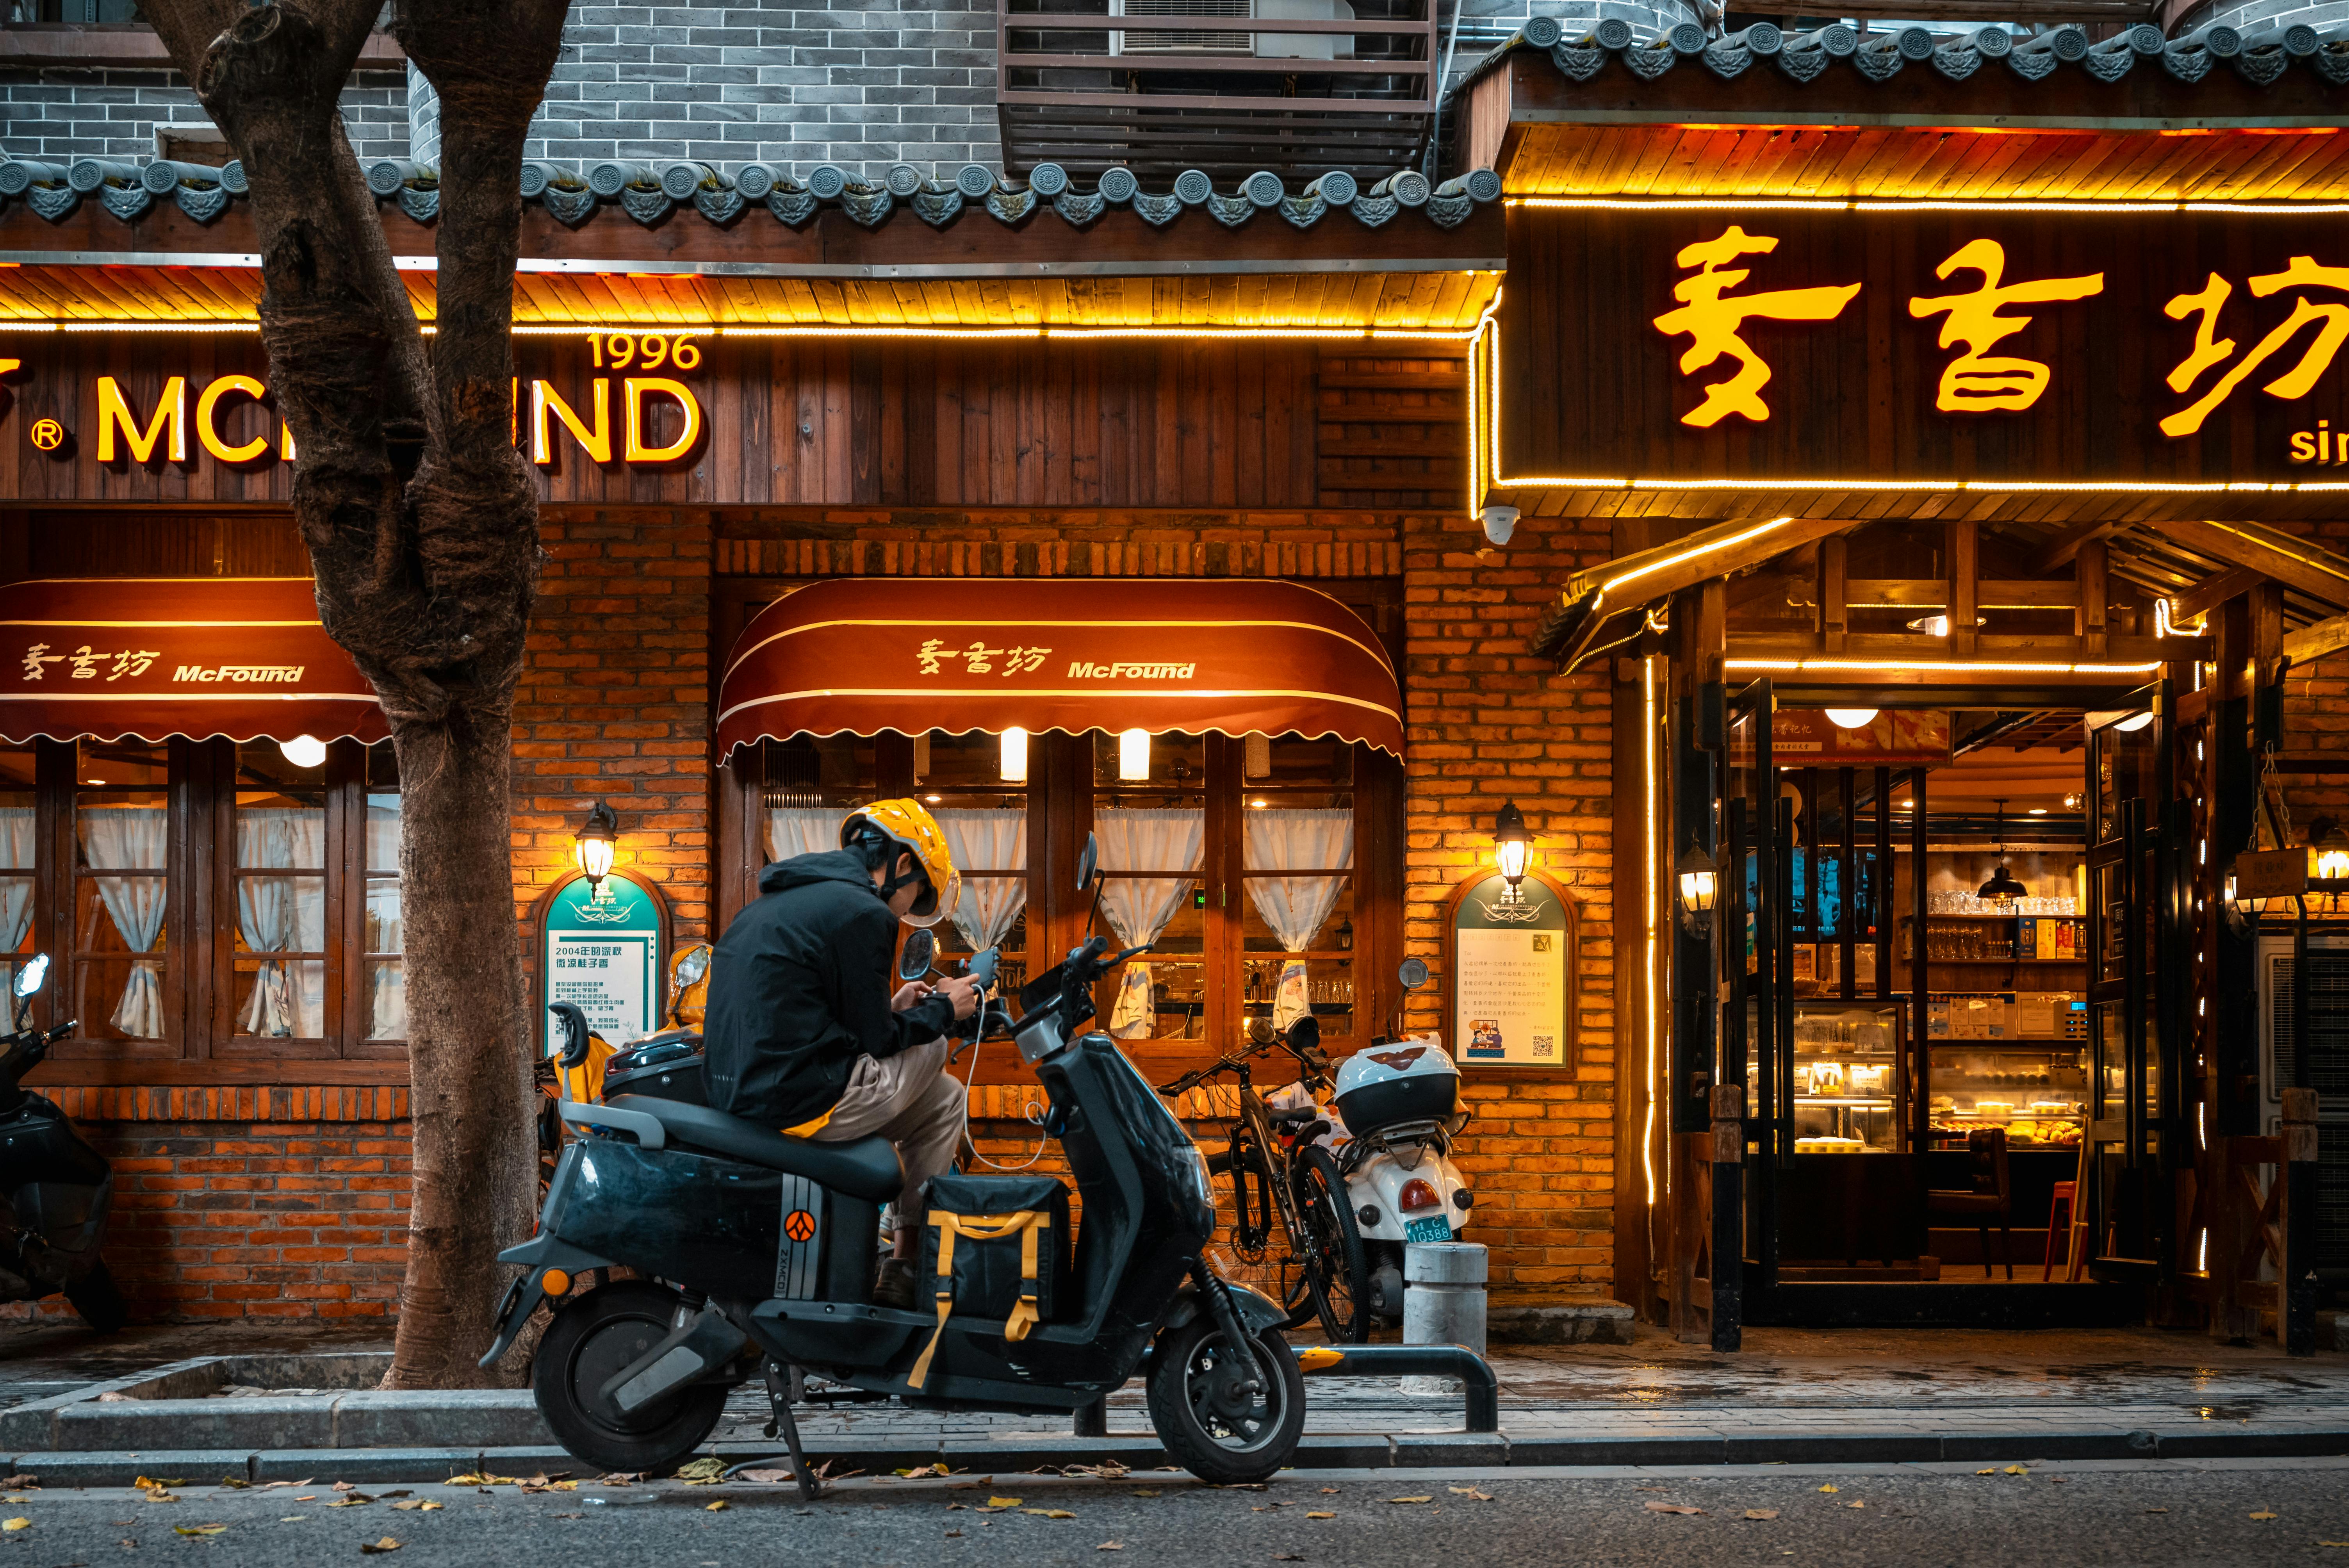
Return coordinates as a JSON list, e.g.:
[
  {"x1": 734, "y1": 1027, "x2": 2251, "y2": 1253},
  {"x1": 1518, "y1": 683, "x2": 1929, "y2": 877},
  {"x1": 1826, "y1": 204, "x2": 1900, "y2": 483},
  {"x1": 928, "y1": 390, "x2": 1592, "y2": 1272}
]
[{"x1": 1157, "y1": 1014, "x2": 1373, "y2": 1344}]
